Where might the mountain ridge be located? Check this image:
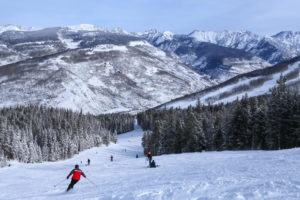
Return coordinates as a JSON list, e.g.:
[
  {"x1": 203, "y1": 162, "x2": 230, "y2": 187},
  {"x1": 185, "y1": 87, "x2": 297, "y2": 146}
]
[{"x1": 1, "y1": 24, "x2": 300, "y2": 114}]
